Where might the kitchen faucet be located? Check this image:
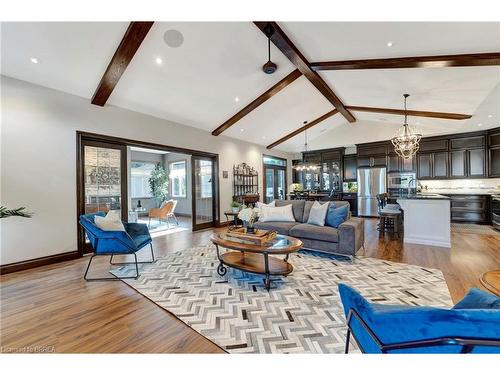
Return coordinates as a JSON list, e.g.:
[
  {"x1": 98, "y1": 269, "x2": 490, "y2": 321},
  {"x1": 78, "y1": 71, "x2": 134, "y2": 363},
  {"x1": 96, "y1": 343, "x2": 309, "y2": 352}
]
[{"x1": 407, "y1": 178, "x2": 416, "y2": 196}]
